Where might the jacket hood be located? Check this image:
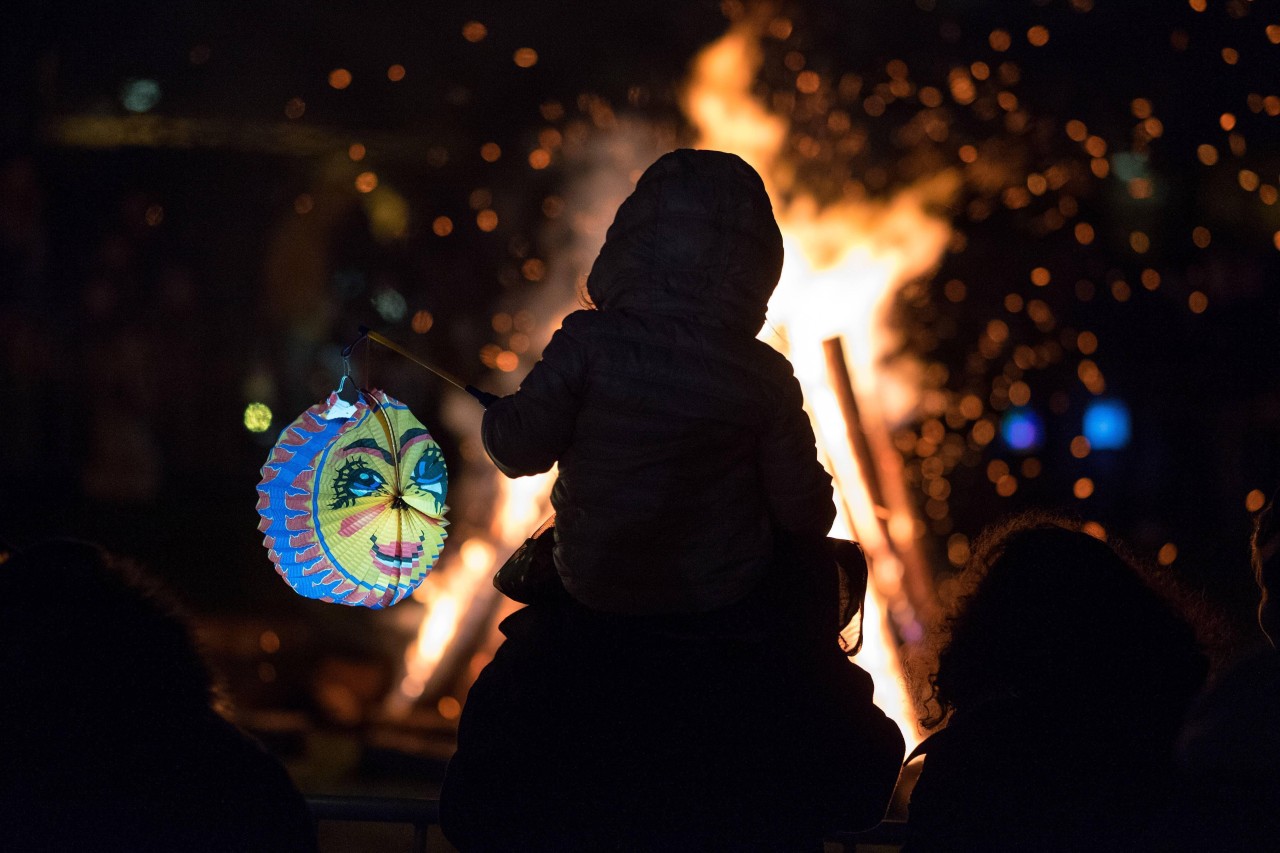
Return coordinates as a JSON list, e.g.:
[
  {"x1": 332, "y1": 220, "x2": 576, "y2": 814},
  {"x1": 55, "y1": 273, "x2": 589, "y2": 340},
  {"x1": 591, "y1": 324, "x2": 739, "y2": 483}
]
[{"x1": 585, "y1": 149, "x2": 784, "y2": 335}]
